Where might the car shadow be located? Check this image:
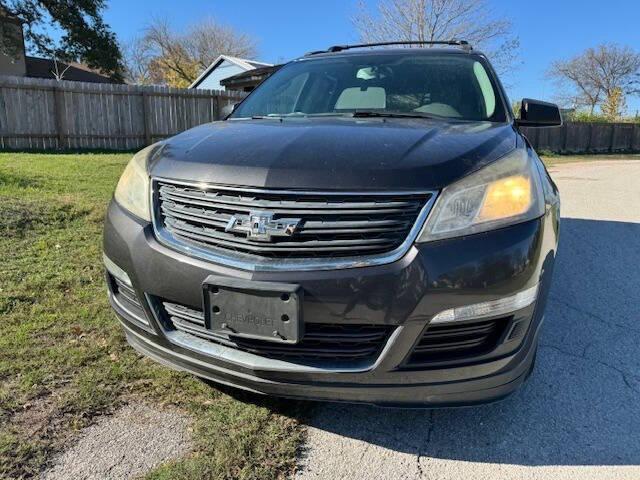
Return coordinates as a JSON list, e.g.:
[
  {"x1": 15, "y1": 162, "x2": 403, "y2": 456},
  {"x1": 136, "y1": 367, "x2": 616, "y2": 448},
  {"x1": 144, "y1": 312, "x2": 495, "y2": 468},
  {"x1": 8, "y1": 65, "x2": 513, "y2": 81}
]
[
  {"x1": 293, "y1": 217, "x2": 640, "y2": 466},
  {"x1": 221, "y1": 217, "x2": 640, "y2": 467}
]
